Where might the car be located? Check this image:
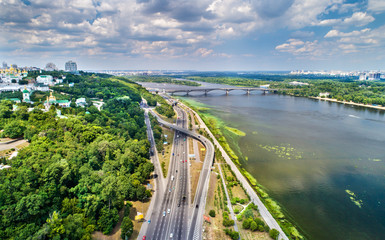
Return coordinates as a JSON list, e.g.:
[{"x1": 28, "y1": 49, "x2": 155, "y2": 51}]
[
  {"x1": 170, "y1": 233, "x2": 173, "y2": 238},
  {"x1": 167, "y1": 208, "x2": 170, "y2": 214},
  {"x1": 163, "y1": 211, "x2": 166, "y2": 216},
  {"x1": 142, "y1": 236, "x2": 146, "y2": 240},
  {"x1": 178, "y1": 202, "x2": 181, "y2": 207},
  {"x1": 196, "y1": 204, "x2": 199, "y2": 208}
]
